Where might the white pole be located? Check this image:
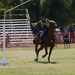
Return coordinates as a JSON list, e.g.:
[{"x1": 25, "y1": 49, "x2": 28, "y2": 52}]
[
  {"x1": 3, "y1": 12, "x2": 6, "y2": 61},
  {"x1": 0, "y1": 0, "x2": 30, "y2": 66},
  {"x1": 5, "y1": 0, "x2": 30, "y2": 13},
  {"x1": 0, "y1": 12, "x2": 10, "y2": 66},
  {"x1": 26, "y1": 9, "x2": 30, "y2": 20}
]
